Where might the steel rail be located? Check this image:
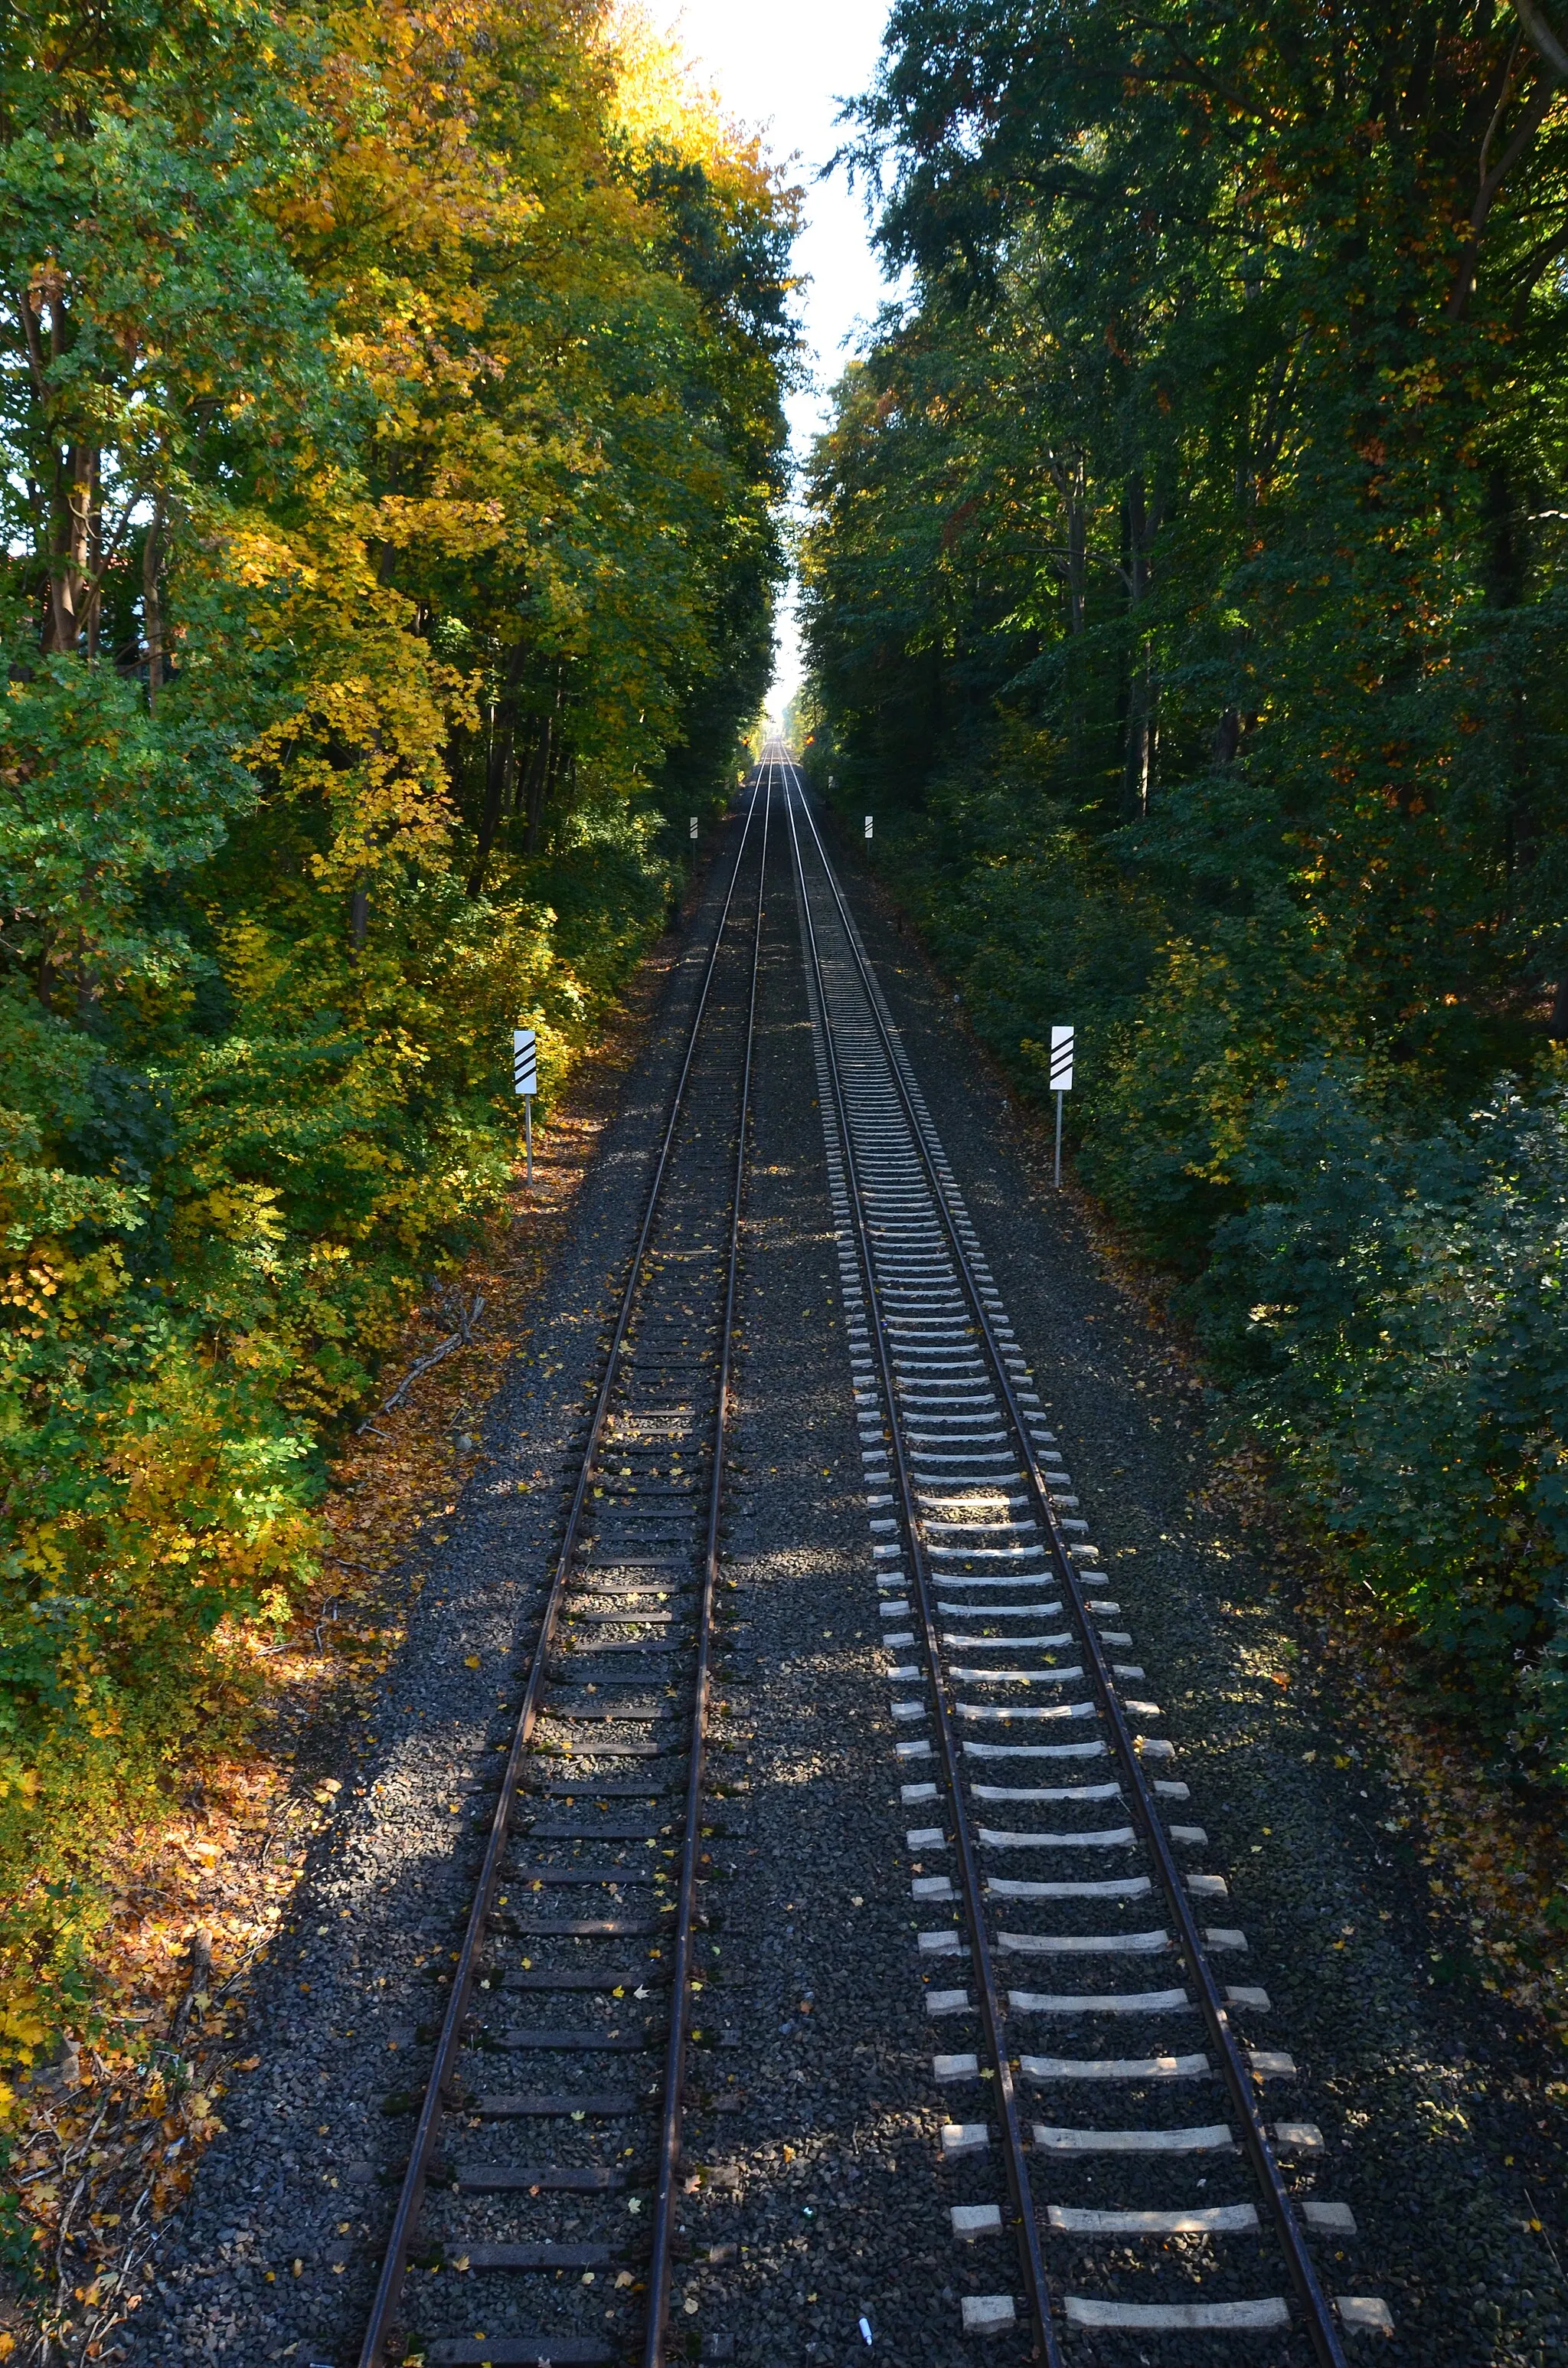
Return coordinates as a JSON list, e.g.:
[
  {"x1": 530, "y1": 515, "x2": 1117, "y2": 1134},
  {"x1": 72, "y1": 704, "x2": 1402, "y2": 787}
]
[
  {"x1": 781, "y1": 775, "x2": 1061, "y2": 2368},
  {"x1": 642, "y1": 767, "x2": 771, "y2": 2368},
  {"x1": 784, "y1": 758, "x2": 1351, "y2": 2368},
  {"x1": 356, "y1": 779, "x2": 768, "y2": 2368}
]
